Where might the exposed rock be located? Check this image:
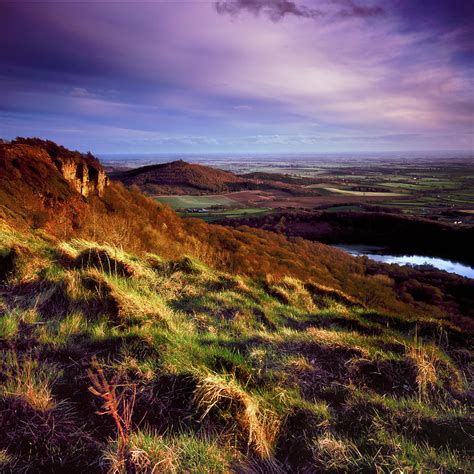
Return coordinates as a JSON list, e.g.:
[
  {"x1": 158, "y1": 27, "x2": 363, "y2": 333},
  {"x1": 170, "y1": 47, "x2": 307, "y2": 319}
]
[
  {"x1": 8, "y1": 138, "x2": 109, "y2": 197},
  {"x1": 55, "y1": 156, "x2": 108, "y2": 197}
]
